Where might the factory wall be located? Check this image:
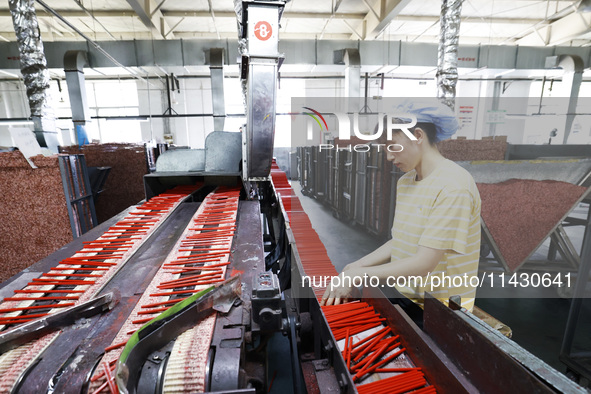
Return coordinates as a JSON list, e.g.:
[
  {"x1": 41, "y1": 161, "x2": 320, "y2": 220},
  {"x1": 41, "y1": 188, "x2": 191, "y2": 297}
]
[
  {"x1": 135, "y1": 77, "x2": 343, "y2": 148},
  {"x1": 0, "y1": 81, "x2": 29, "y2": 147},
  {"x1": 283, "y1": 78, "x2": 540, "y2": 146},
  {"x1": 136, "y1": 78, "x2": 214, "y2": 148},
  {"x1": 2, "y1": 75, "x2": 590, "y2": 149},
  {"x1": 0, "y1": 79, "x2": 144, "y2": 148}
]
